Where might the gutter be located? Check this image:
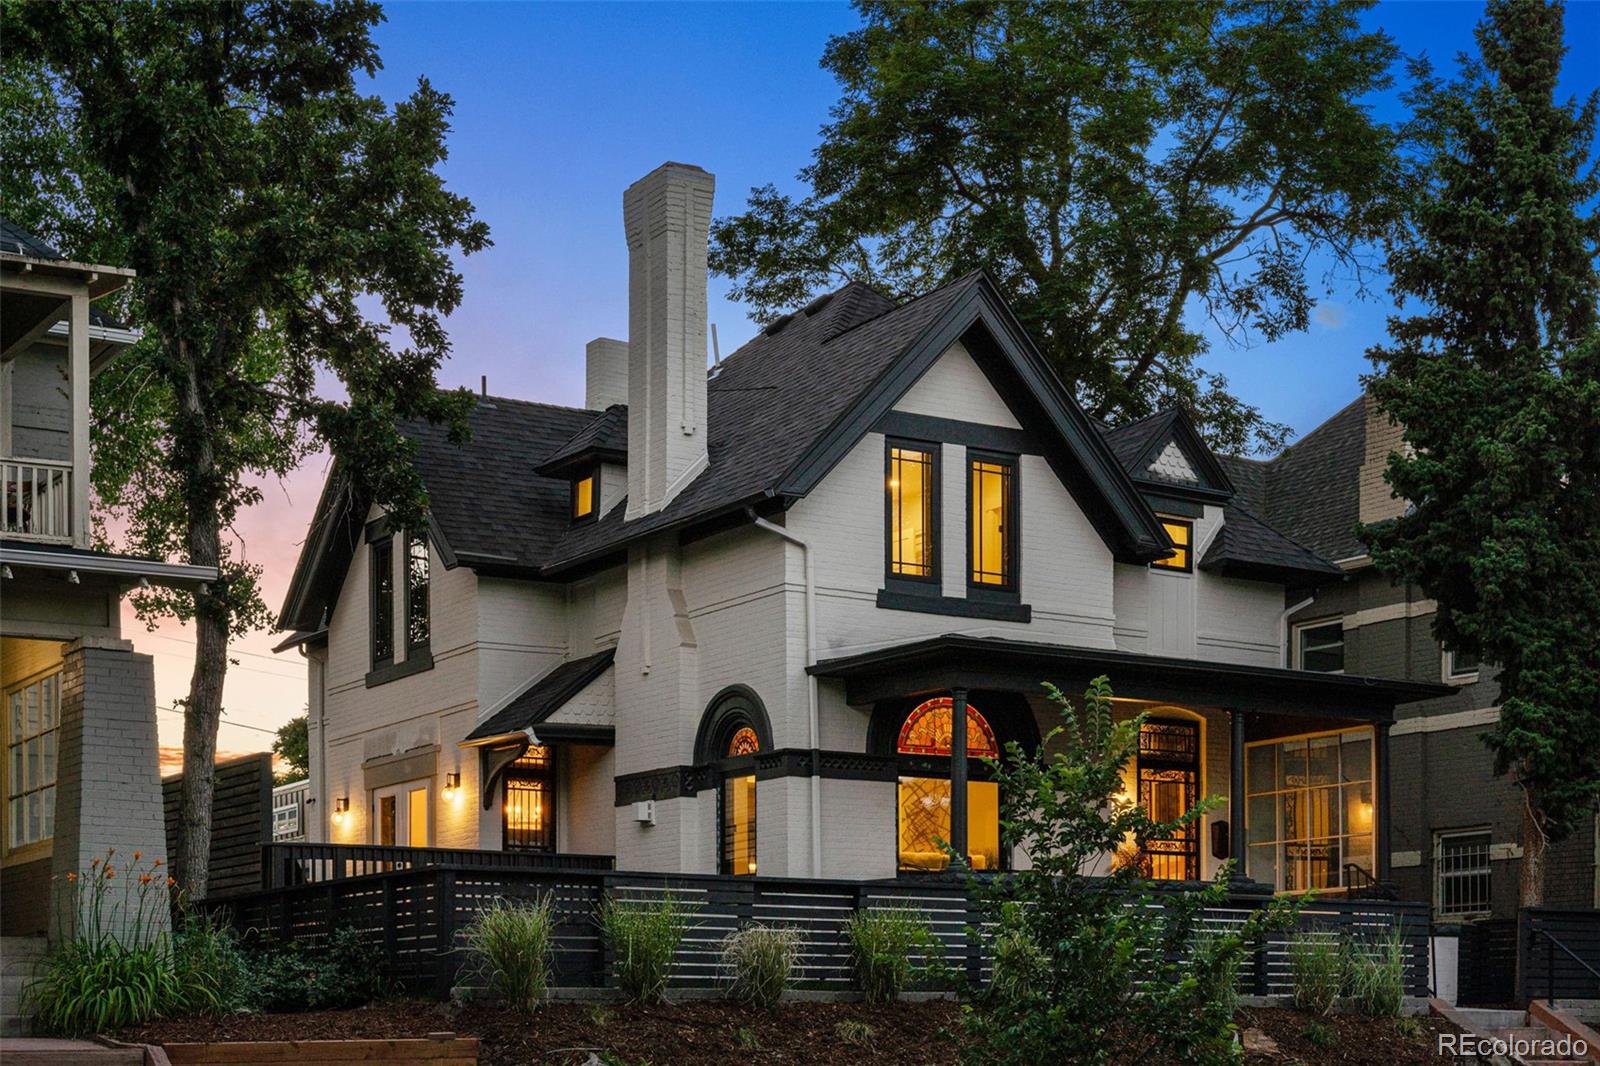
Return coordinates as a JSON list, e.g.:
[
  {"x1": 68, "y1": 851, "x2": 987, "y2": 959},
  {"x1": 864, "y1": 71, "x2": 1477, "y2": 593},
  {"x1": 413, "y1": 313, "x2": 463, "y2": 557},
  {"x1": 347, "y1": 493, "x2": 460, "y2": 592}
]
[
  {"x1": 1281, "y1": 593, "x2": 1316, "y2": 668},
  {"x1": 746, "y1": 507, "x2": 823, "y2": 879},
  {"x1": 0, "y1": 545, "x2": 217, "y2": 589}
]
